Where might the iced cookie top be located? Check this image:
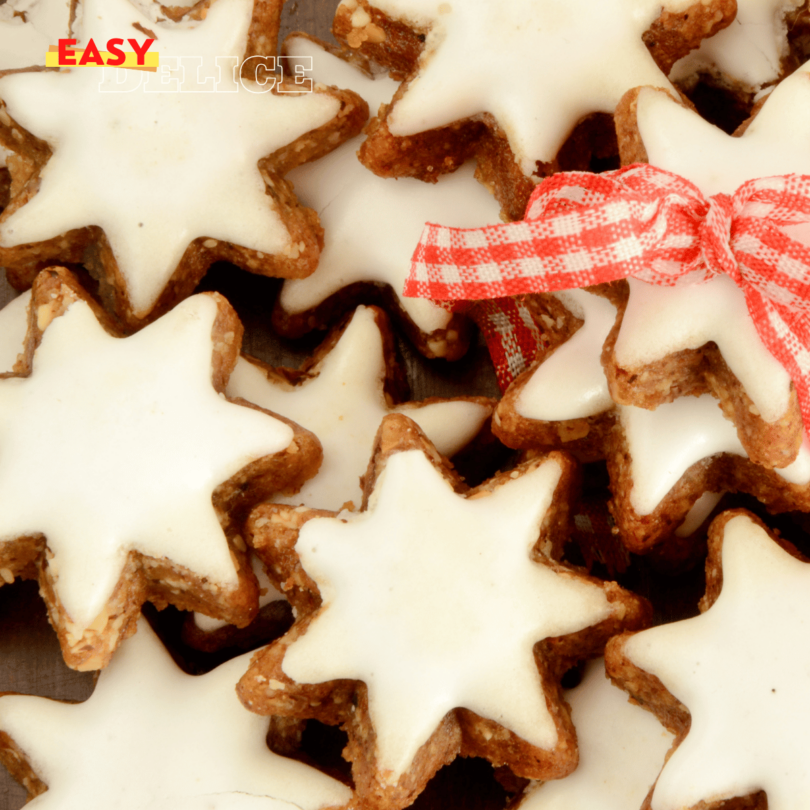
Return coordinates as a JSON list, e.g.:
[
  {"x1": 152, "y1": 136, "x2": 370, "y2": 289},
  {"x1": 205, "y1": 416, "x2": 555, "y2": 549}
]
[
  {"x1": 344, "y1": 0, "x2": 698, "y2": 173},
  {"x1": 670, "y1": 0, "x2": 803, "y2": 93},
  {"x1": 515, "y1": 289, "x2": 615, "y2": 422},
  {"x1": 0, "y1": 0, "x2": 72, "y2": 70},
  {"x1": 227, "y1": 306, "x2": 490, "y2": 512},
  {"x1": 624, "y1": 512, "x2": 810, "y2": 810},
  {"x1": 0, "y1": 292, "x2": 293, "y2": 631},
  {"x1": 620, "y1": 395, "x2": 810, "y2": 515},
  {"x1": 0, "y1": 619, "x2": 352, "y2": 810},
  {"x1": 283, "y1": 446, "x2": 613, "y2": 779},
  {"x1": 281, "y1": 36, "x2": 501, "y2": 339},
  {"x1": 615, "y1": 276, "x2": 793, "y2": 424},
  {"x1": 634, "y1": 62, "x2": 810, "y2": 196},
  {"x1": 0, "y1": 0, "x2": 342, "y2": 317}
]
